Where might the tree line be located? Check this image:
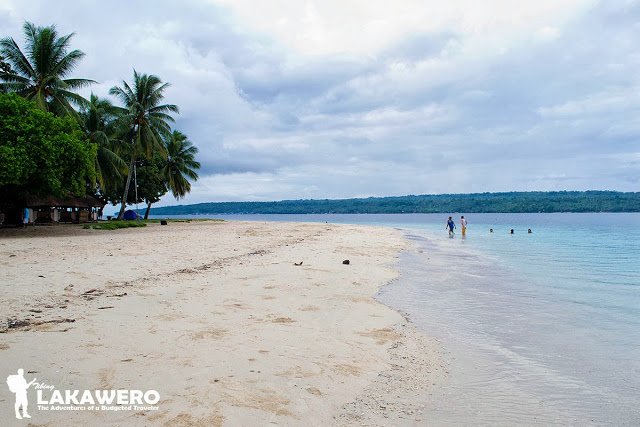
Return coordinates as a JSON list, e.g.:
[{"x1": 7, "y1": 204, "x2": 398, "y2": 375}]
[
  {"x1": 0, "y1": 22, "x2": 200, "y2": 219},
  {"x1": 148, "y1": 191, "x2": 640, "y2": 215}
]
